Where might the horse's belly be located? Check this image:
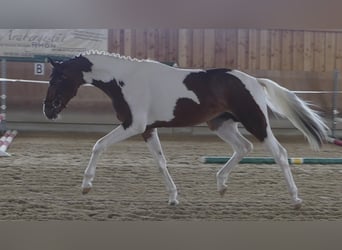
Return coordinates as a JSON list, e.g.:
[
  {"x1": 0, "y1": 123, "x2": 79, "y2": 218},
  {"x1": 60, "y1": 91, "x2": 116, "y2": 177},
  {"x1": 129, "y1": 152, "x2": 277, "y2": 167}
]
[{"x1": 147, "y1": 97, "x2": 224, "y2": 128}]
